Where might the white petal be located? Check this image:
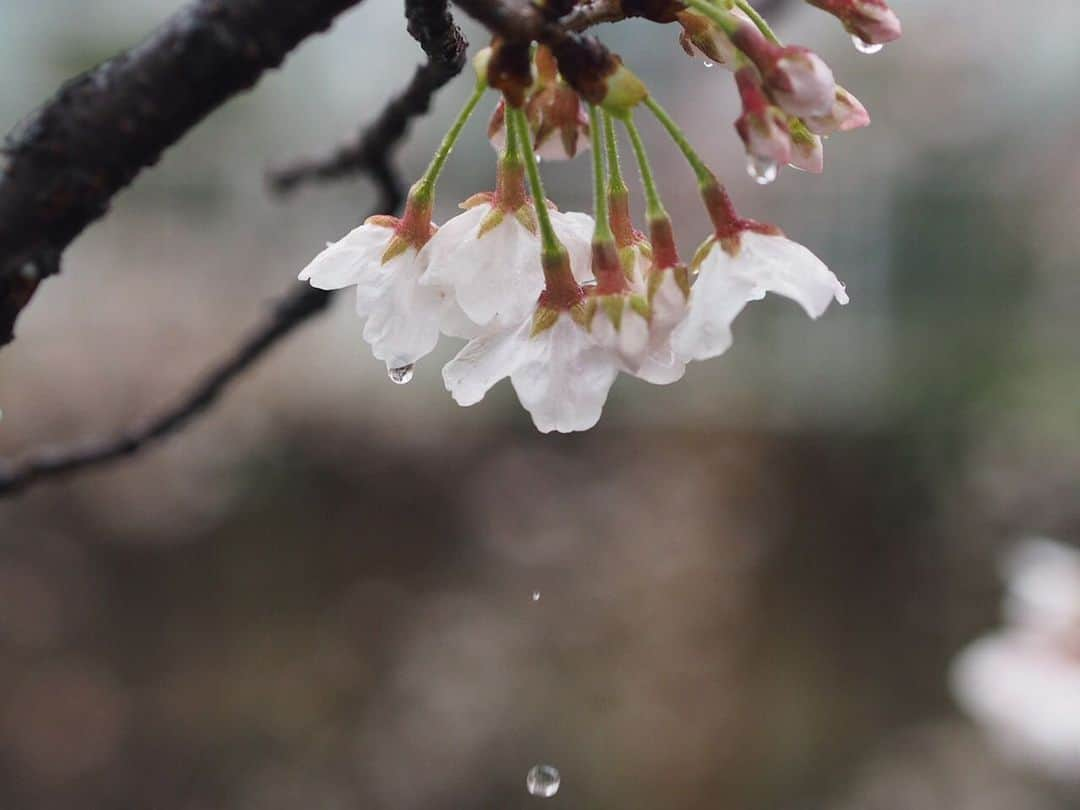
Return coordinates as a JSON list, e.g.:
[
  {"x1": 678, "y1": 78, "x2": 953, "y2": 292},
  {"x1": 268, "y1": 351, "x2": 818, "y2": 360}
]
[
  {"x1": 650, "y1": 271, "x2": 690, "y2": 331},
  {"x1": 635, "y1": 340, "x2": 687, "y2": 385},
  {"x1": 551, "y1": 210, "x2": 597, "y2": 284},
  {"x1": 671, "y1": 243, "x2": 764, "y2": 362},
  {"x1": 591, "y1": 305, "x2": 650, "y2": 373},
  {"x1": 421, "y1": 207, "x2": 545, "y2": 331},
  {"x1": 355, "y1": 252, "x2": 445, "y2": 368},
  {"x1": 735, "y1": 232, "x2": 849, "y2": 318},
  {"x1": 442, "y1": 318, "x2": 536, "y2": 407},
  {"x1": 298, "y1": 222, "x2": 393, "y2": 289},
  {"x1": 511, "y1": 316, "x2": 619, "y2": 433}
]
